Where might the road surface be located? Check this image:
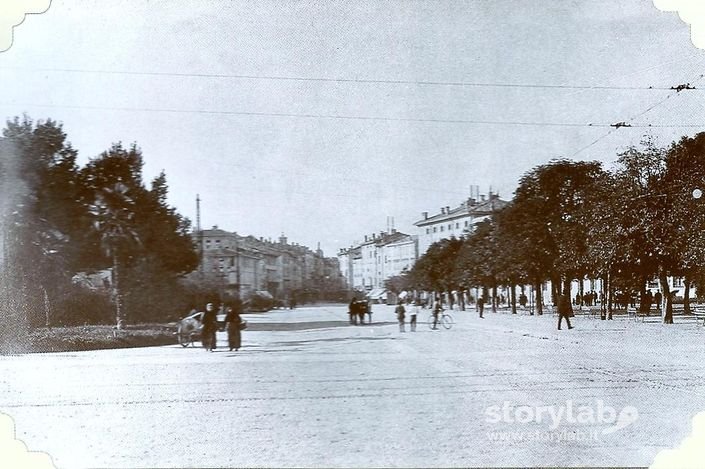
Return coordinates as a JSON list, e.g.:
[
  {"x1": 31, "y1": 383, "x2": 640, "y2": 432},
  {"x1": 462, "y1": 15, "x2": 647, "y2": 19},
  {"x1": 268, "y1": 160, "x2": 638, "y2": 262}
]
[{"x1": 1, "y1": 304, "x2": 704, "y2": 467}]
